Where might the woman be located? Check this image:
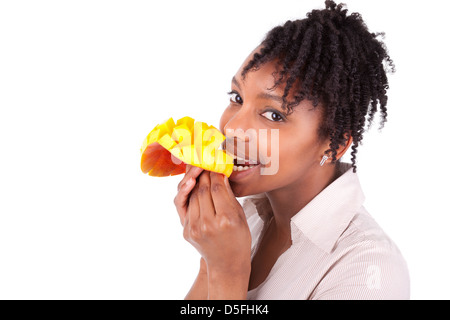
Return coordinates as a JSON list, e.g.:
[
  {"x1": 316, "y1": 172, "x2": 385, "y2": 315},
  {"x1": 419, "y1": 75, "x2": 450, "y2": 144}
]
[{"x1": 173, "y1": 0, "x2": 409, "y2": 299}]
